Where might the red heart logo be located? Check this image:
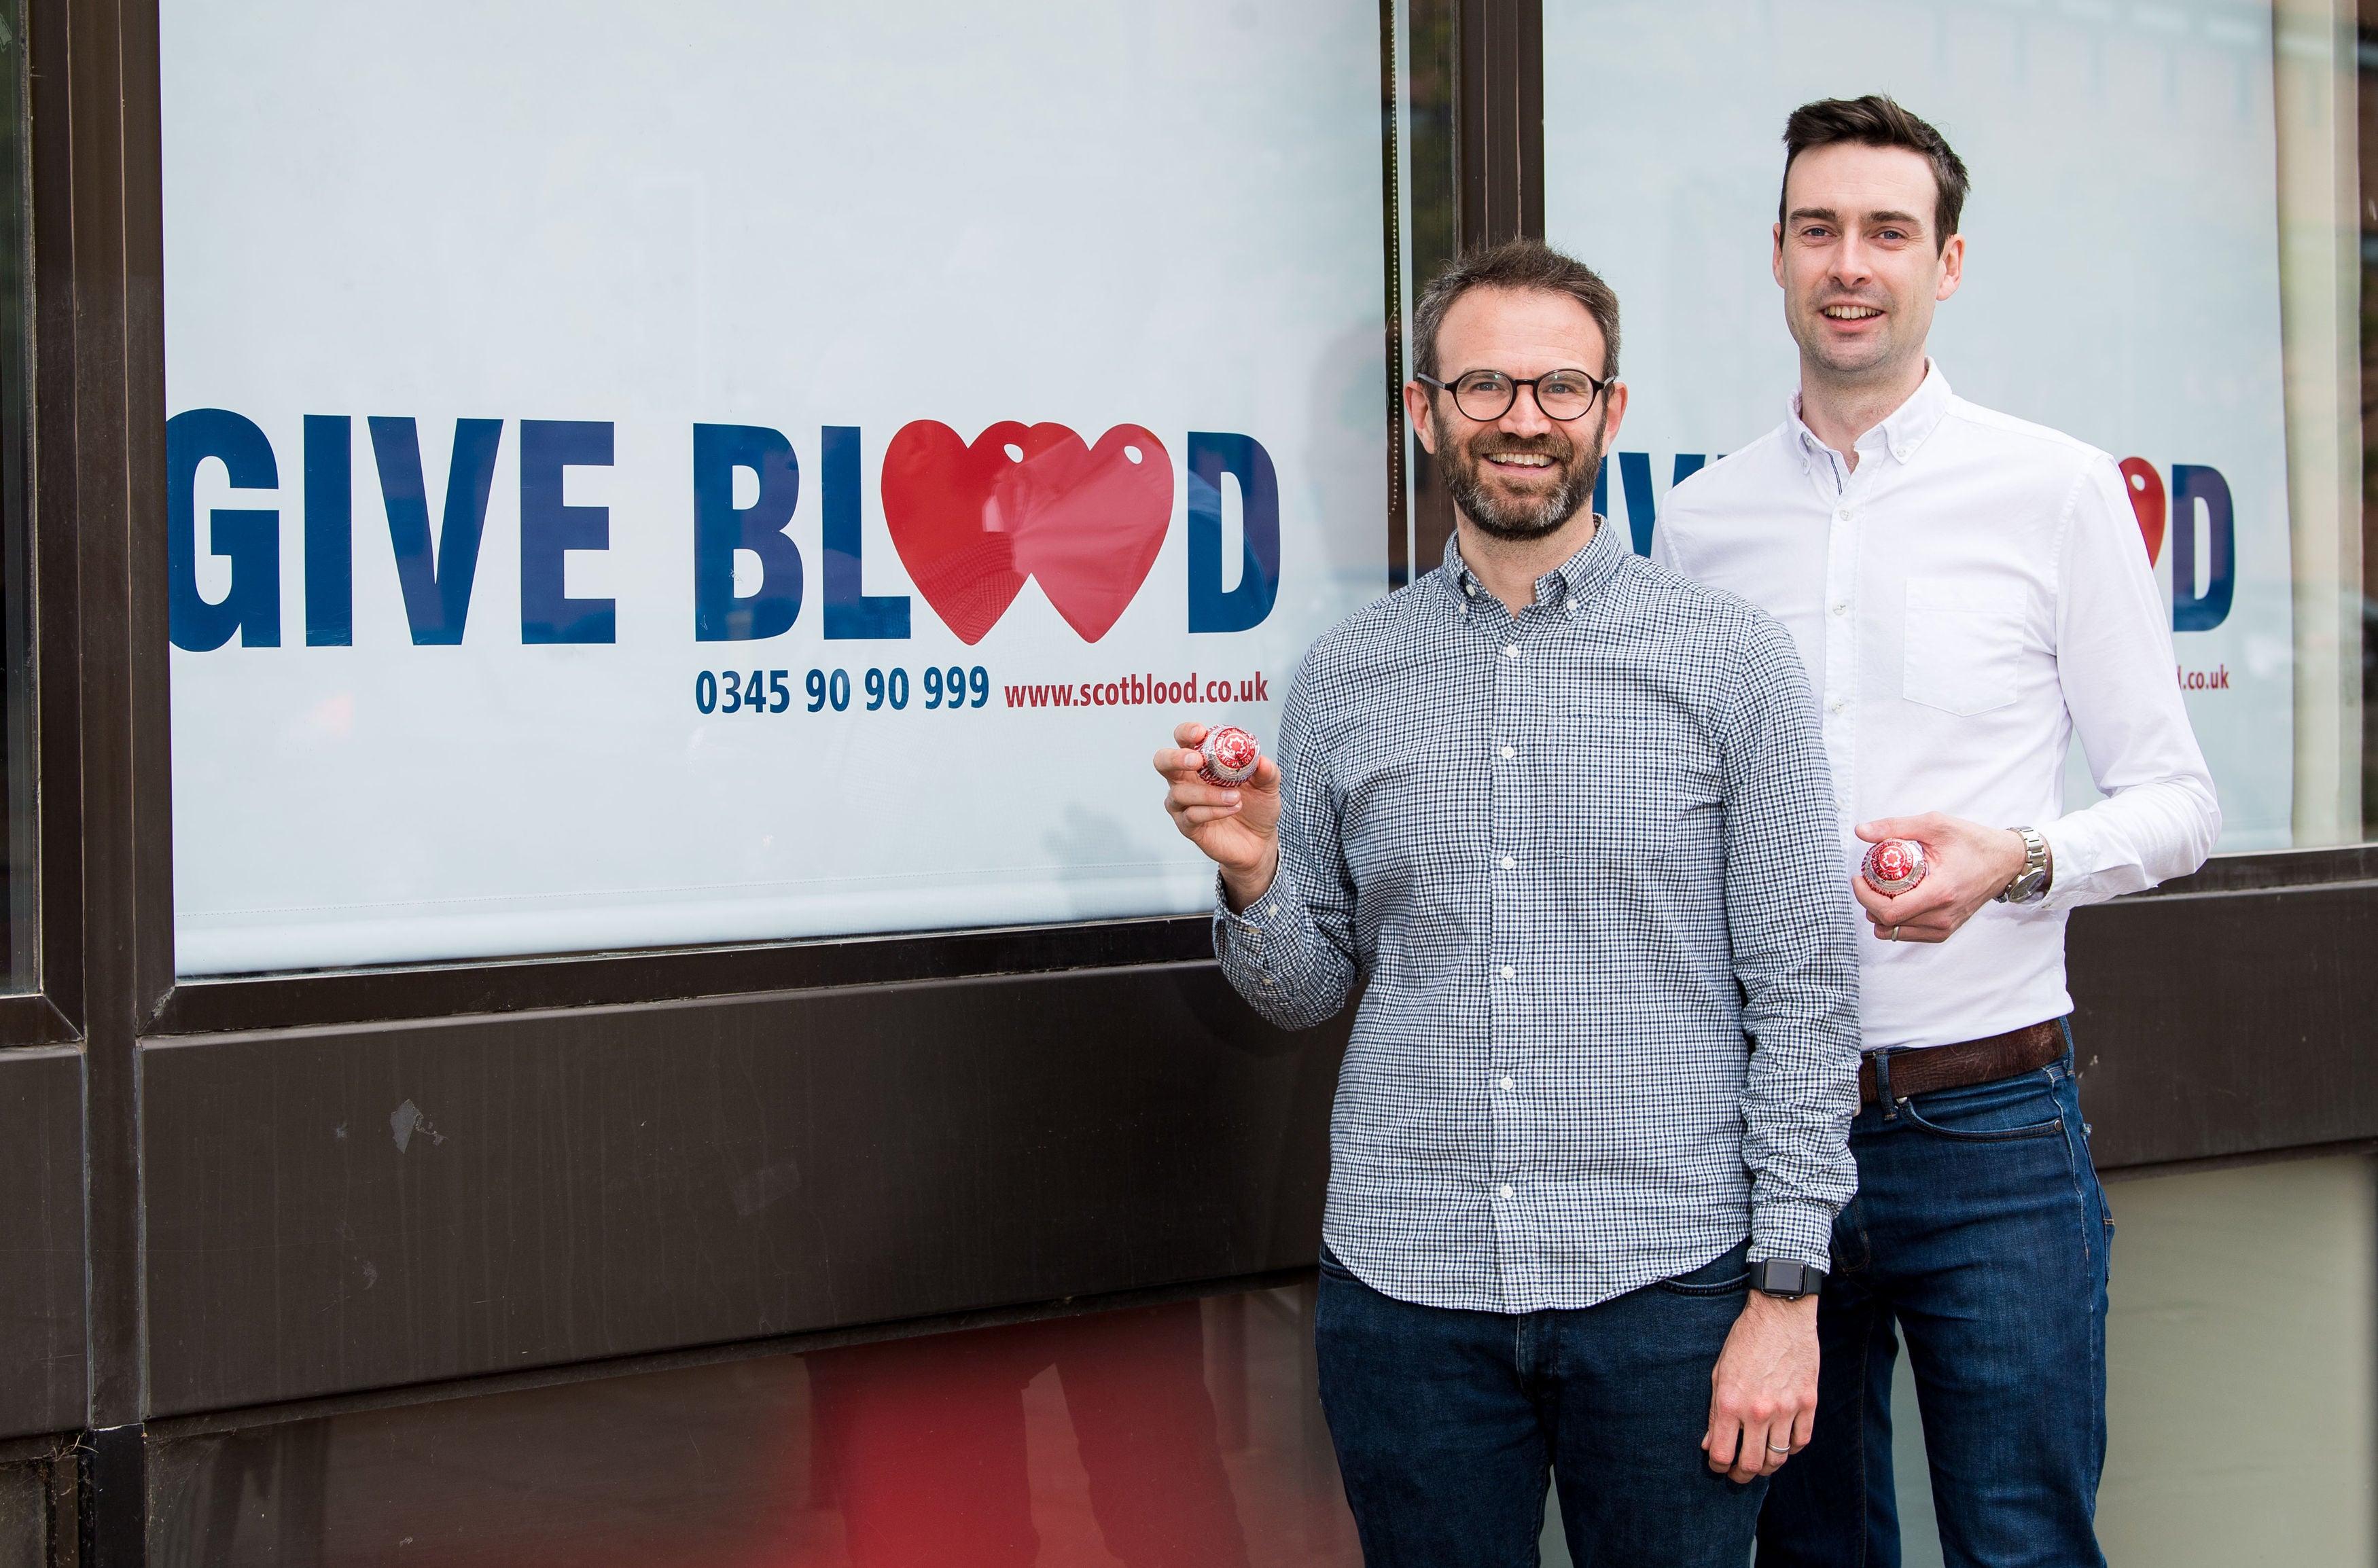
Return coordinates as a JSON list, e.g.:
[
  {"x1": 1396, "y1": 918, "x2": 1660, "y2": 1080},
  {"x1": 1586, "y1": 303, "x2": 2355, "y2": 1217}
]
[
  {"x1": 2118, "y1": 457, "x2": 2165, "y2": 567},
  {"x1": 881, "y1": 421, "x2": 1173, "y2": 645}
]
